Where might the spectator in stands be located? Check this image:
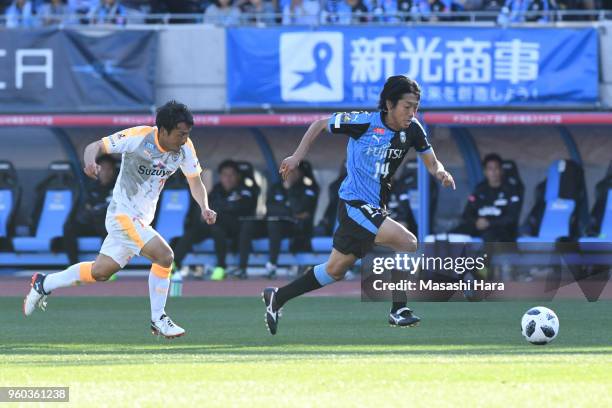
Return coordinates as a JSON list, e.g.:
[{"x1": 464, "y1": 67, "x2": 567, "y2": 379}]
[
  {"x1": 5, "y1": 0, "x2": 35, "y2": 27},
  {"x1": 479, "y1": 0, "x2": 504, "y2": 20},
  {"x1": 172, "y1": 160, "x2": 257, "y2": 280},
  {"x1": 204, "y1": 0, "x2": 241, "y2": 25},
  {"x1": 39, "y1": 0, "x2": 71, "y2": 25},
  {"x1": 583, "y1": 162, "x2": 611, "y2": 237},
  {"x1": 452, "y1": 153, "x2": 522, "y2": 242},
  {"x1": 497, "y1": 0, "x2": 549, "y2": 24},
  {"x1": 555, "y1": 0, "x2": 598, "y2": 20},
  {"x1": 238, "y1": 162, "x2": 319, "y2": 279},
  {"x1": 208, "y1": 160, "x2": 258, "y2": 279},
  {"x1": 282, "y1": 0, "x2": 319, "y2": 24},
  {"x1": 63, "y1": 155, "x2": 117, "y2": 265},
  {"x1": 370, "y1": 0, "x2": 419, "y2": 22},
  {"x1": 428, "y1": 0, "x2": 466, "y2": 21},
  {"x1": 68, "y1": 0, "x2": 96, "y2": 19},
  {"x1": 322, "y1": 0, "x2": 370, "y2": 23},
  {"x1": 150, "y1": 0, "x2": 203, "y2": 23},
  {"x1": 0, "y1": 1, "x2": 10, "y2": 15},
  {"x1": 240, "y1": 0, "x2": 276, "y2": 25},
  {"x1": 370, "y1": 0, "x2": 396, "y2": 21},
  {"x1": 392, "y1": 0, "x2": 431, "y2": 21},
  {"x1": 119, "y1": 0, "x2": 150, "y2": 12},
  {"x1": 89, "y1": 0, "x2": 126, "y2": 24}
]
